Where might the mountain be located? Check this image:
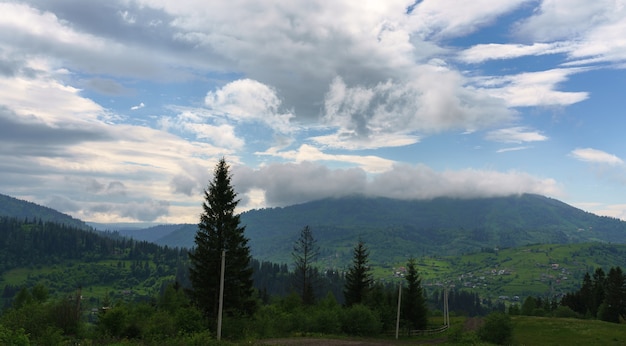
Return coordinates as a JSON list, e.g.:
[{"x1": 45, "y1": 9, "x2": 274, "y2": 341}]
[
  {"x1": 5, "y1": 192, "x2": 626, "y2": 267},
  {"x1": 155, "y1": 194, "x2": 626, "y2": 265},
  {"x1": 90, "y1": 223, "x2": 188, "y2": 243},
  {"x1": 0, "y1": 193, "x2": 91, "y2": 231}
]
